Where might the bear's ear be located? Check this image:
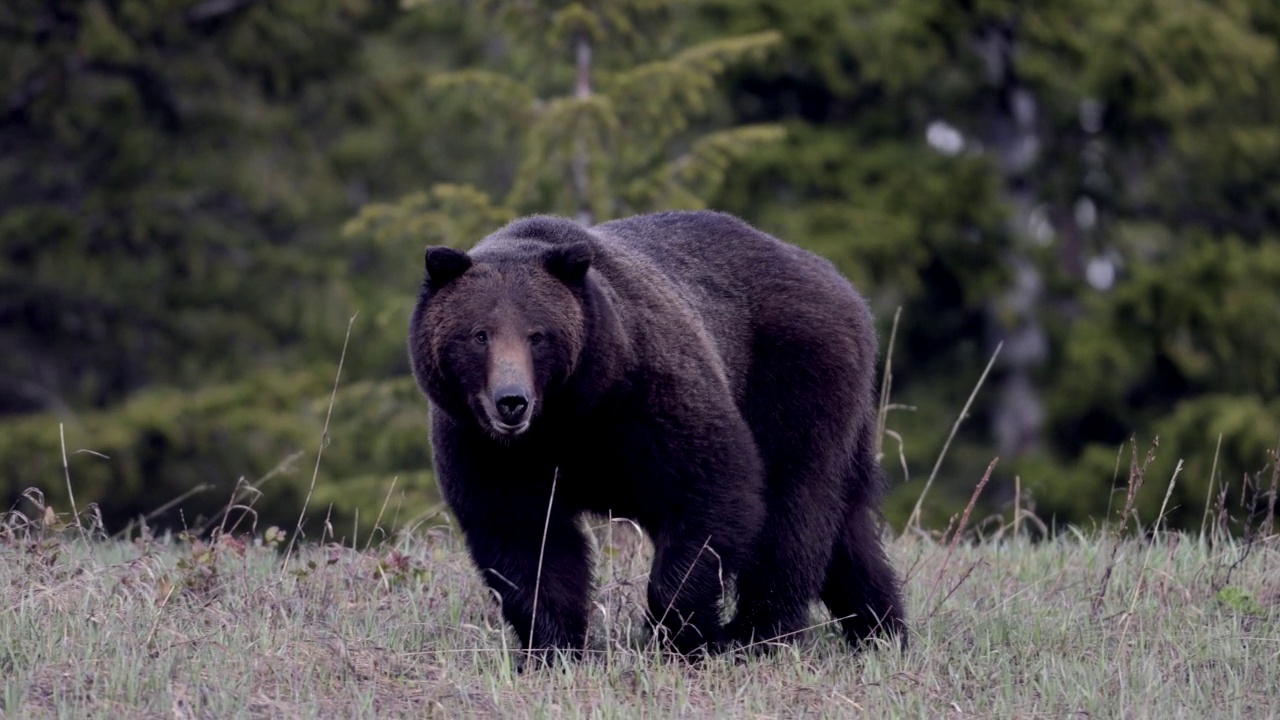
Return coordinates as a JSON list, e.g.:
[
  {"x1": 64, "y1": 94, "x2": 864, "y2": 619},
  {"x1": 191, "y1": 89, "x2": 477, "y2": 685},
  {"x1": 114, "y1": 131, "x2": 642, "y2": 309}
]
[
  {"x1": 545, "y1": 242, "x2": 592, "y2": 286},
  {"x1": 424, "y1": 246, "x2": 472, "y2": 287}
]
